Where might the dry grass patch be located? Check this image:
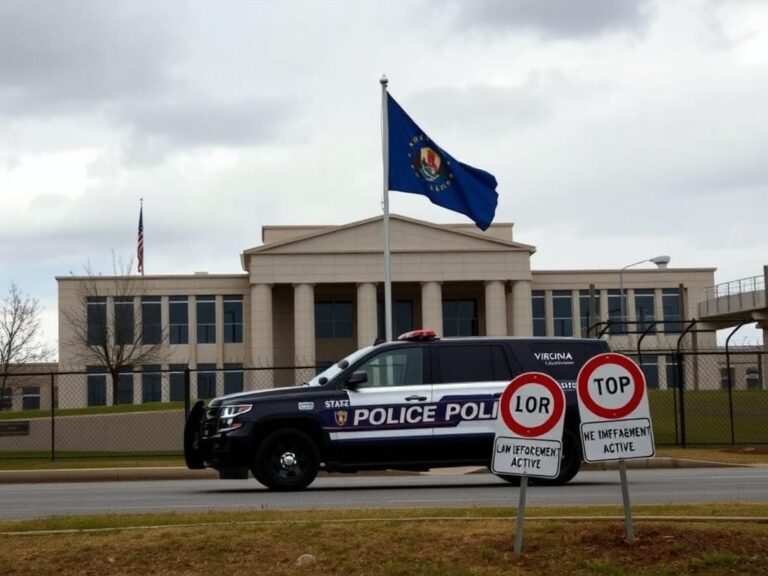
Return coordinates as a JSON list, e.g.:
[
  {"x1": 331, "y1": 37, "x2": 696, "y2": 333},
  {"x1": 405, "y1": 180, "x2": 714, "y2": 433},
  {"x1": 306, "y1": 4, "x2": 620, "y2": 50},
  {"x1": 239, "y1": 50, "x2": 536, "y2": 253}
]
[{"x1": 1, "y1": 507, "x2": 767, "y2": 576}]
